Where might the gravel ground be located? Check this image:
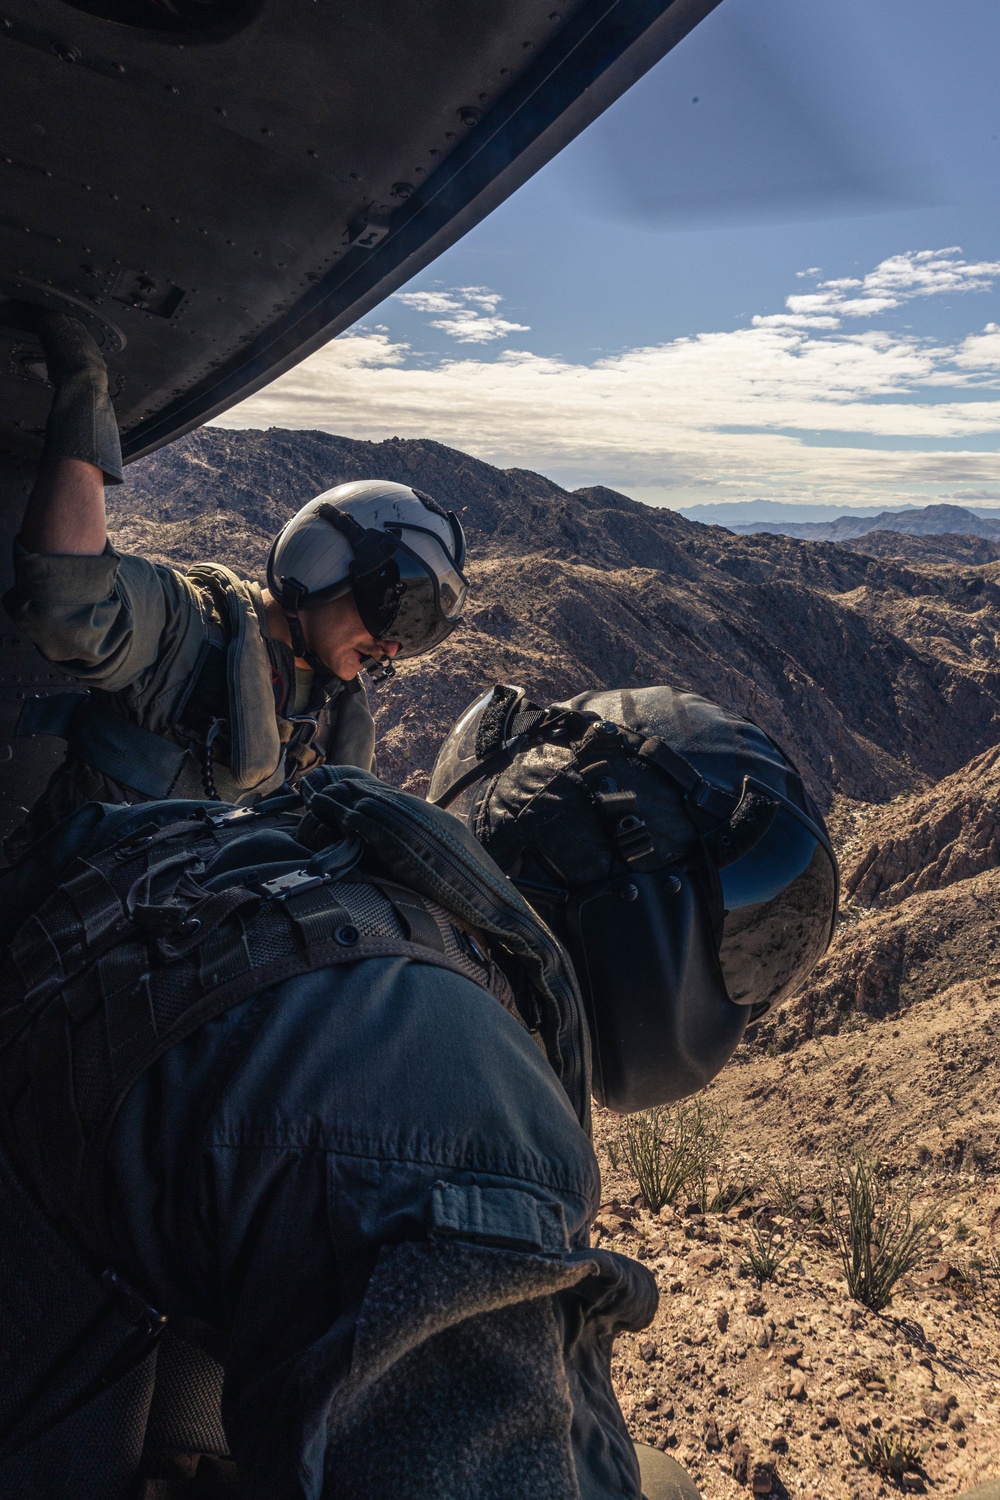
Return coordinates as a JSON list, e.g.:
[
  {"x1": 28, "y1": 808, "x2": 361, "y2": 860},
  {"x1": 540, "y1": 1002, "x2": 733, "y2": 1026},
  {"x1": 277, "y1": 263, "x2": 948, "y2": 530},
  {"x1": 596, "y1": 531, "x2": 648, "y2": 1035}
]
[{"x1": 595, "y1": 1083, "x2": 1000, "y2": 1499}]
